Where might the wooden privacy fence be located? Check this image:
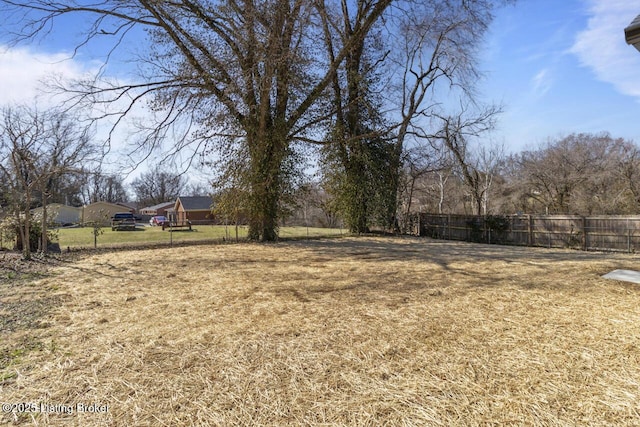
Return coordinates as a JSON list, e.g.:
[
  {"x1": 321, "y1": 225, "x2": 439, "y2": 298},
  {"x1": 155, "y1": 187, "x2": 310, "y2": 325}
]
[{"x1": 414, "y1": 213, "x2": 640, "y2": 252}]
